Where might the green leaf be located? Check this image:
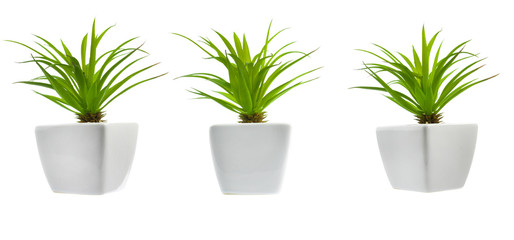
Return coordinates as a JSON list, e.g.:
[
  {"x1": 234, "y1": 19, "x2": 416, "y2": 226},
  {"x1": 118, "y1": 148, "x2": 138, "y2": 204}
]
[
  {"x1": 15, "y1": 81, "x2": 53, "y2": 89},
  {"x1": 34, "y1": 91, "x2": 79, "y2": 114},
  {"x1": 101, "y1": 63, "x2": 165, "y2": 106},
  {"x1": 100, "y1": 72, "x2": 168, "y2": 110}
]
